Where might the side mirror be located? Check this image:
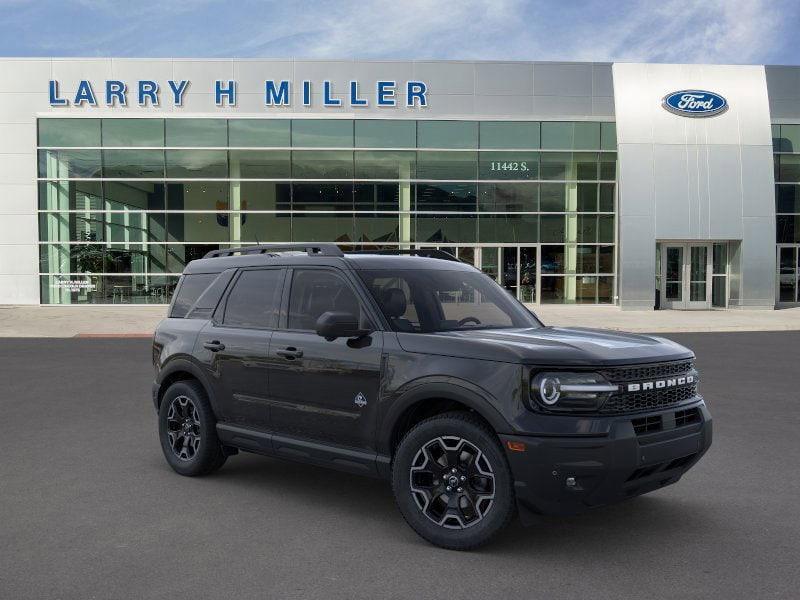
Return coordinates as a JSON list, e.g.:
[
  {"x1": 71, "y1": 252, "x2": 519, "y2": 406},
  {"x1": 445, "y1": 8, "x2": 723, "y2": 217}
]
[{"x1": 315, "y1": 311, "x2": 370, "y2": 340}]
